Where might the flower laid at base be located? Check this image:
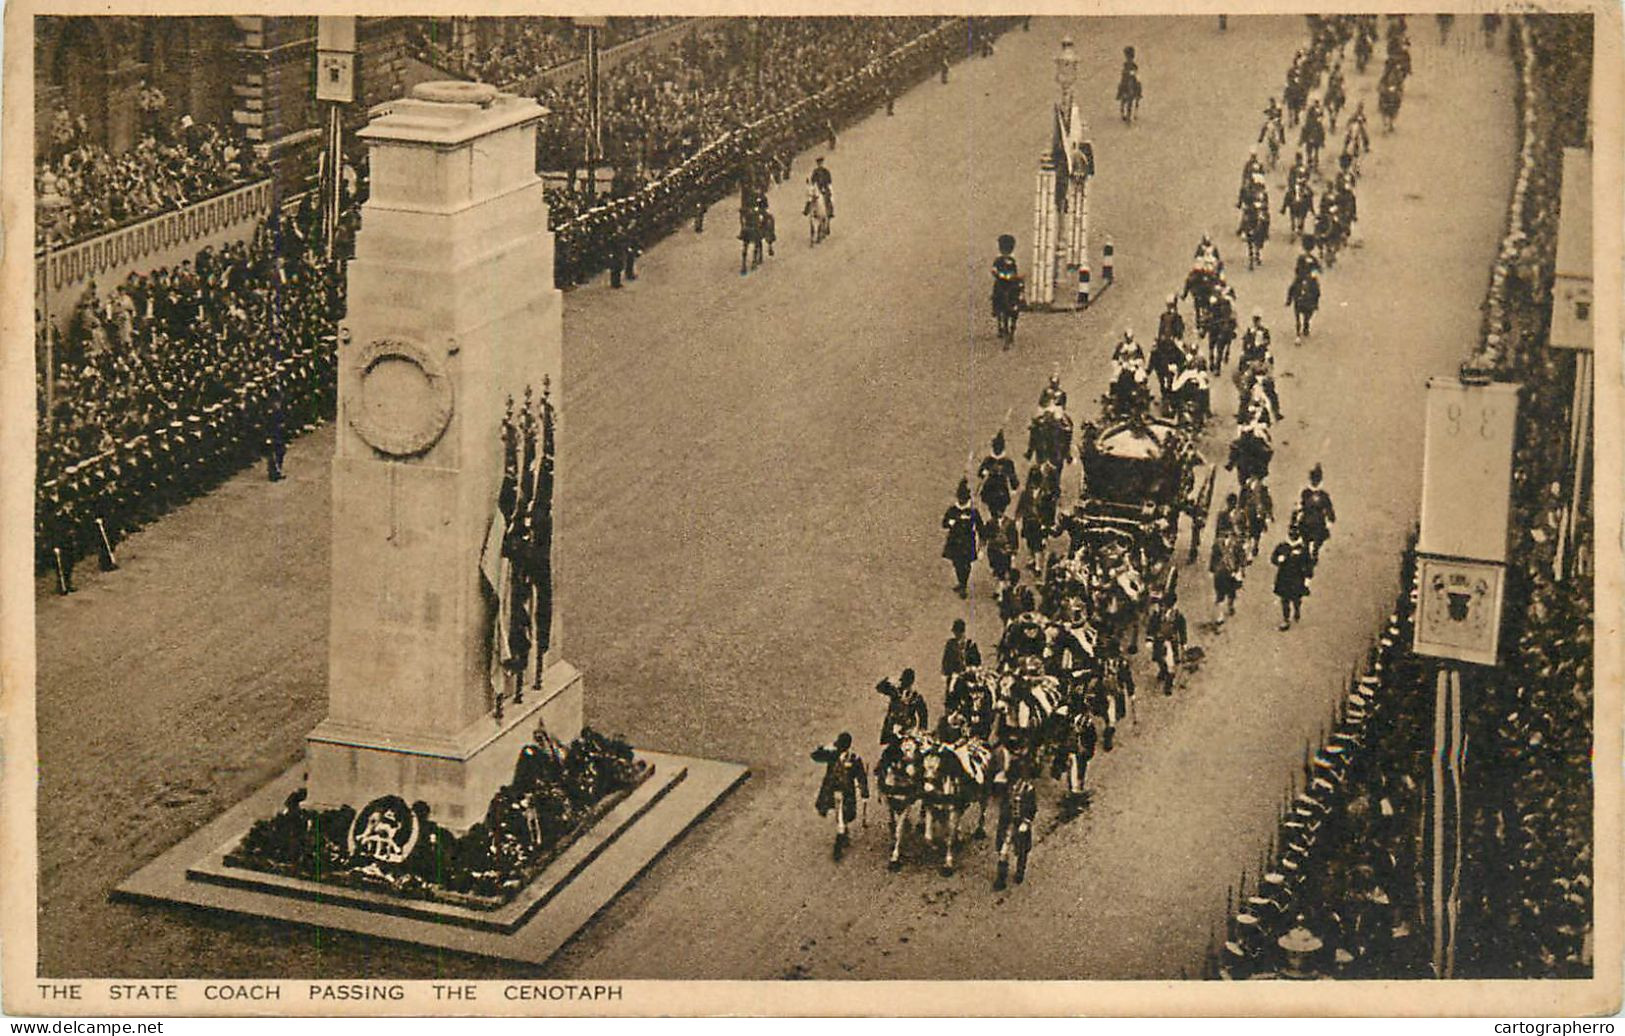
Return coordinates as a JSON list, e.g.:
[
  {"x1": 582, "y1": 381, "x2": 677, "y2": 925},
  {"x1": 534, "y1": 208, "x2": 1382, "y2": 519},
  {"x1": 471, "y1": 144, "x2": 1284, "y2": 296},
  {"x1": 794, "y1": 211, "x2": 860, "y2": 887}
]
[{"x1": 225, "y1": 727, "x2": 649, "y2": 910}]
